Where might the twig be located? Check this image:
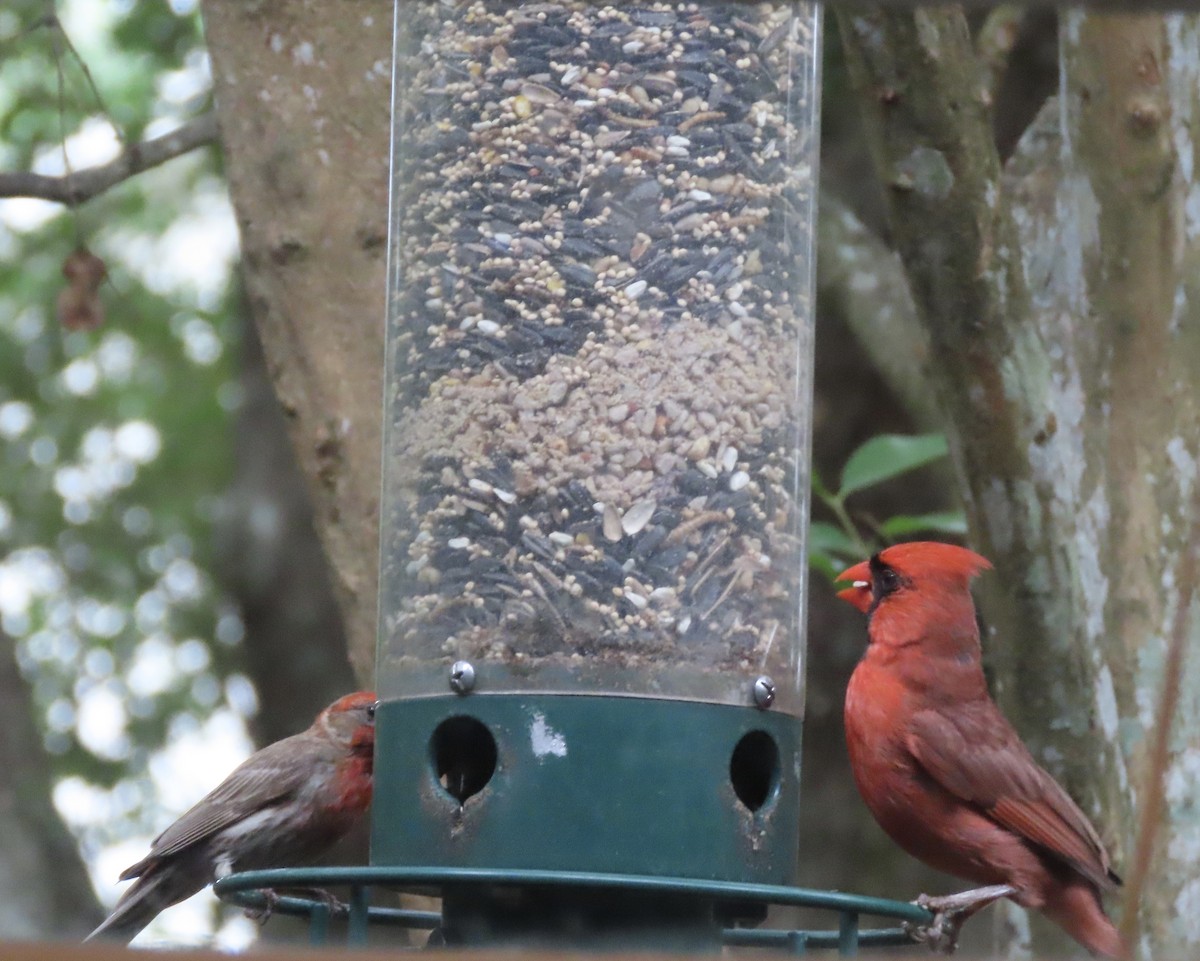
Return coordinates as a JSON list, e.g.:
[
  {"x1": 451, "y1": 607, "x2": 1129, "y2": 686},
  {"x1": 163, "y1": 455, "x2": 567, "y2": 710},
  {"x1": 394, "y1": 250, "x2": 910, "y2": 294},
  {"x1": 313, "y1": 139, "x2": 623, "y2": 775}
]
[
  {"x1": 0, "y1": 112, "x2": 219, "y2": 205},
  {"x1": 1118, "y1": 483, "x2": 1200, "y2": 955},
  {"x1": 822, "y1": 492, "x2": 871, "y2": 560},
  {"x1": 0, "y1": 14, "x2": 54, "y2": 55},
  {"x1": 44, "y1": 10, "x2": 126, "y2": 146},
  {"x1": 48, "y1": 13, "x2": 79, "y2": 239}
]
